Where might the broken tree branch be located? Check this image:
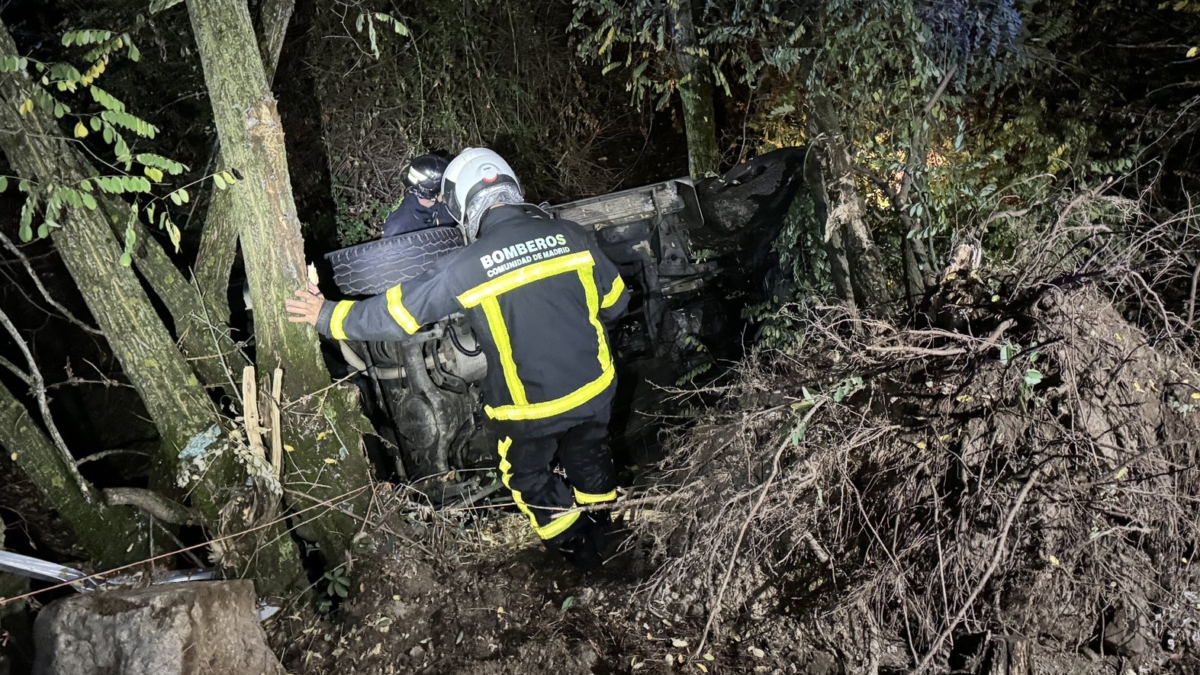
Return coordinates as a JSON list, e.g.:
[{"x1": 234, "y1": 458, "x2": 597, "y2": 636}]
[{"x1": 104, "y1": 487, "x2": 198, "y2": 525}]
